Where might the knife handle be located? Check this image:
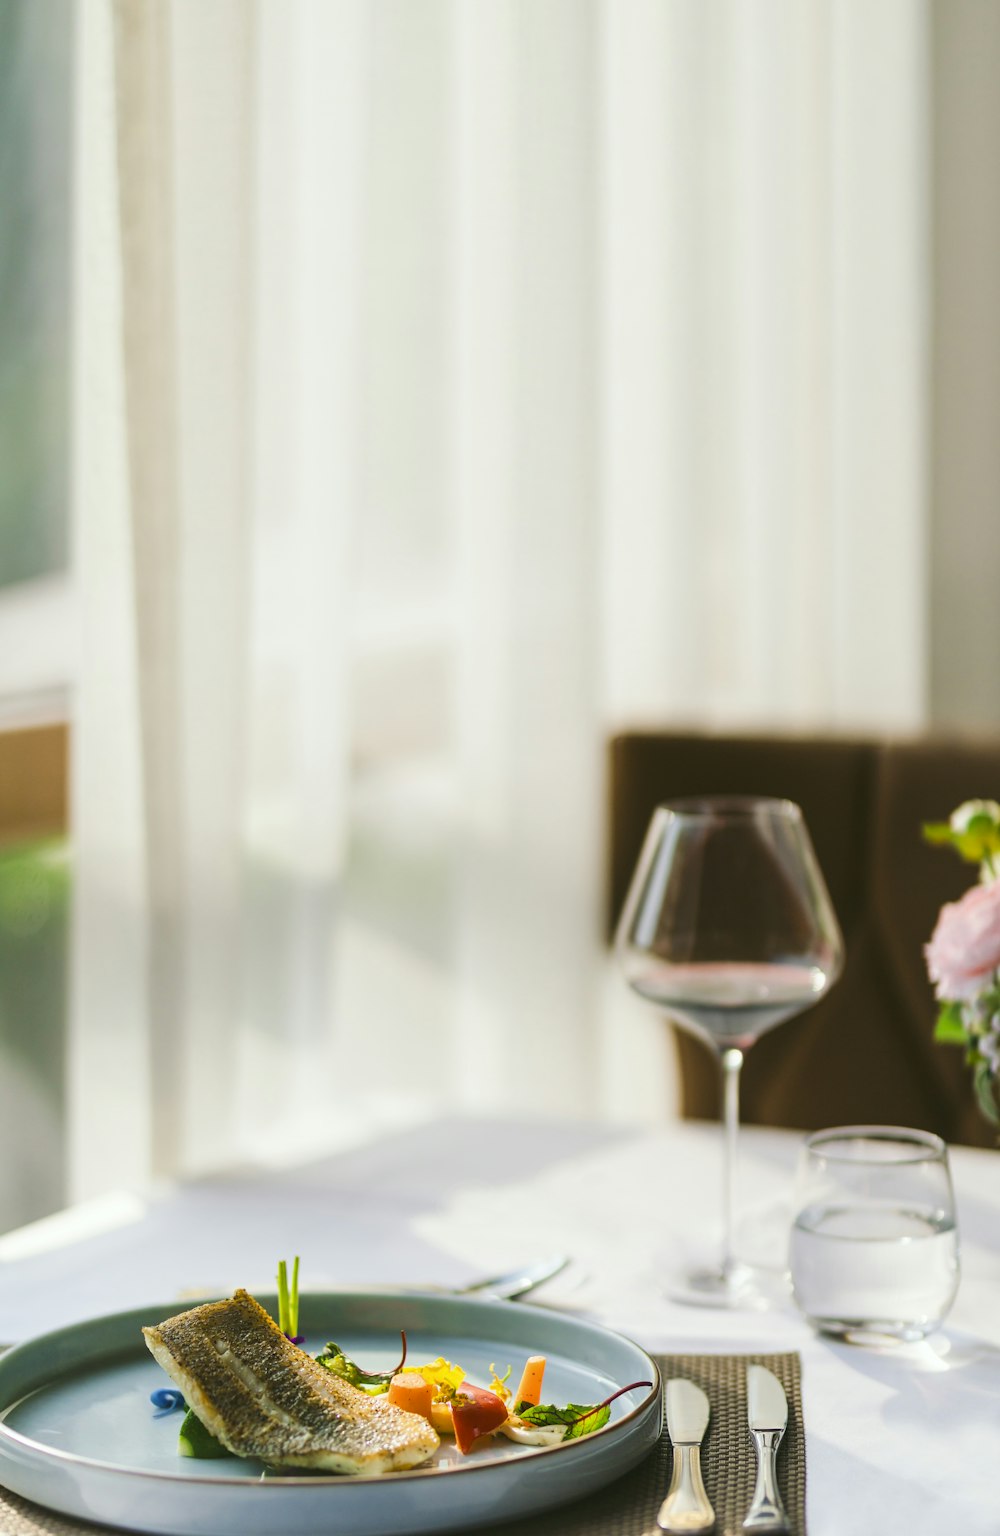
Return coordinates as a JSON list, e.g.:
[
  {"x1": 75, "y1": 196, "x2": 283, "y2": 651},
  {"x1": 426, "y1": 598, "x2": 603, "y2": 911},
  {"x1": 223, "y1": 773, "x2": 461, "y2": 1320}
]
[
  {"x1": 743, "y1": 1428, "x2": 789, "y2": 1533},
  {"x1": 658, "y1": 1441, "x2": 715, "y2": 1533}
]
